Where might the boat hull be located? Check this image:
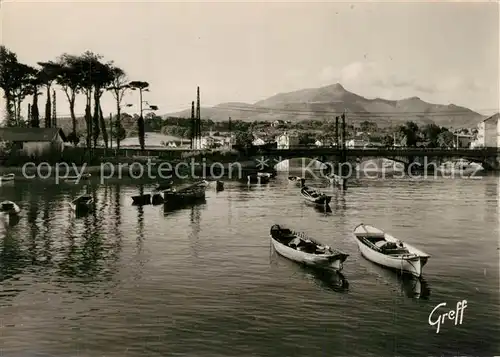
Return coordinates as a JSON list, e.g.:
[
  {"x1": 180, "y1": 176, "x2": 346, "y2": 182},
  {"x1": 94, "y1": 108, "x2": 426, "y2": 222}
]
[
  {"x1": 354, "y1": 237, "x2": 424, "y2": 277},
  {"x1": 271, "y1": 236, "x2": 346, "y2": 270}
]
